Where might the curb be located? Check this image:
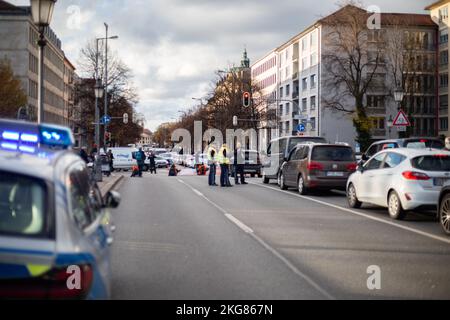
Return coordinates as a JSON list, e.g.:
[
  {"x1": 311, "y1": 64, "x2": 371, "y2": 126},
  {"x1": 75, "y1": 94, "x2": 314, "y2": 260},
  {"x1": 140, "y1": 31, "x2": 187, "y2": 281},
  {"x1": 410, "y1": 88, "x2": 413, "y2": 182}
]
[{"x1": 100, "y1": 175, "x2": 125, "y2": 197}]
